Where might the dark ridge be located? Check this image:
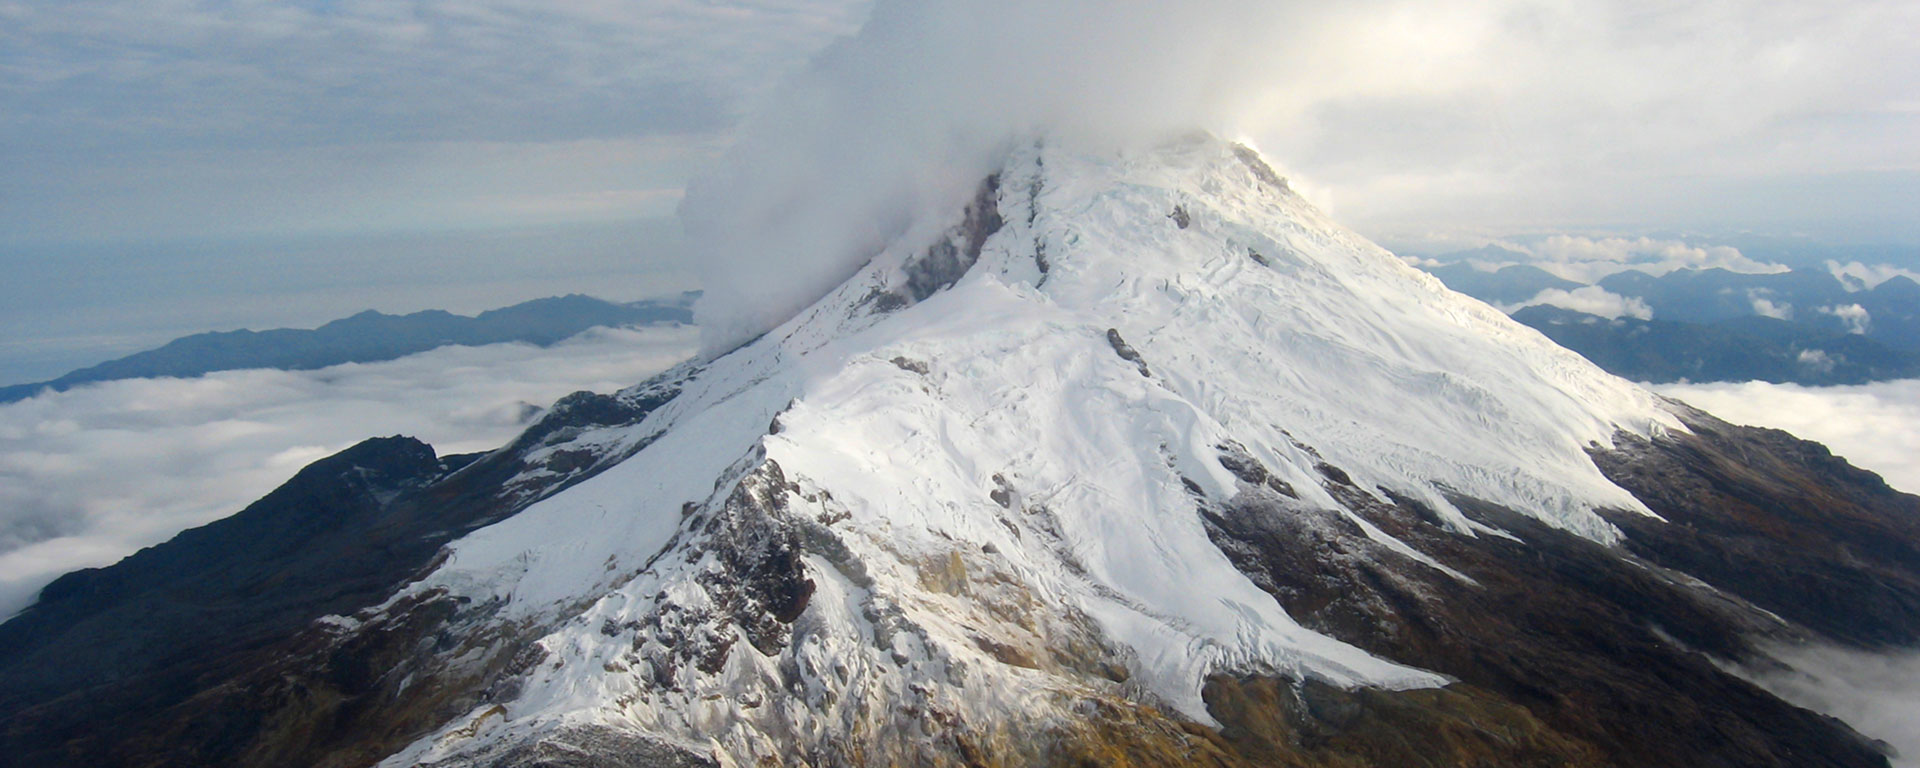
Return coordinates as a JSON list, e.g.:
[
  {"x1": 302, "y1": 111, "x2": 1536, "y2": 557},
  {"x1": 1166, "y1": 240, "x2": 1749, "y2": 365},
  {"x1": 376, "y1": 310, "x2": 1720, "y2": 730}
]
[
  {"x1": 0, "y1": 365, "x2": 693, "y2": 768},
  {"x1": 1591, "y1": 406, "x2": 1920, "y2": 648},
  {"x1": 1231, "y1": 143, "x2": 1291, "y2": 192},
  {"x1": 899, "y1": 175, "x2": 1006, "y2": 304},
  {"x1": 1425, "y1": 262, "x2": 1583, "y2": 305},
  {"x1": 1196, "y1": 420, "x2": 1919, "y2": 768},
  {"x1": 0, "y1": 292, "x2": 698, "y2": 403}
]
